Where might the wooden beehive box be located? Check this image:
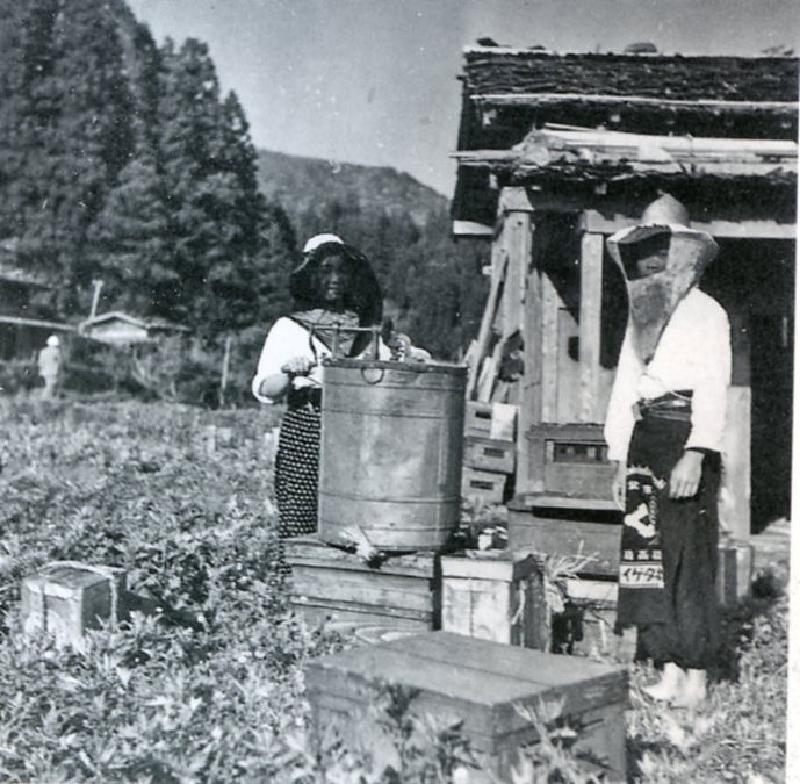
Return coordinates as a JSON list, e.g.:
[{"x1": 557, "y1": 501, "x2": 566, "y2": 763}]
[
  {"x1": 560, "y1": 577, "x2": 624, "y2": 659},
  {"x1": 524, "y1": 423, "x2": 616, "y2": 502},
  {"x1": 507, "y1": 501, "x2": 622, "y2": 578},
  {"x1": 304, "y1": 631, "x2": 628, "y2": 782},
  {"x1": 465, "y1": 401, "x2": 517, "y2": 441},
  {"x1": 441, "y1": 553, "x2": 545, "y2": 649},
  {"x1": 464, "y1": 436, "x2": 515, "y2": 475},
  {"x1": 21, "y1": 563, "x2": 128, "y2": 649},
  {"x1": 462, "y1": 467, "x2": 507, "y2": 504},
  {"x1": 284, "y1": 536, "x2": 438, "y2": 633}
]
